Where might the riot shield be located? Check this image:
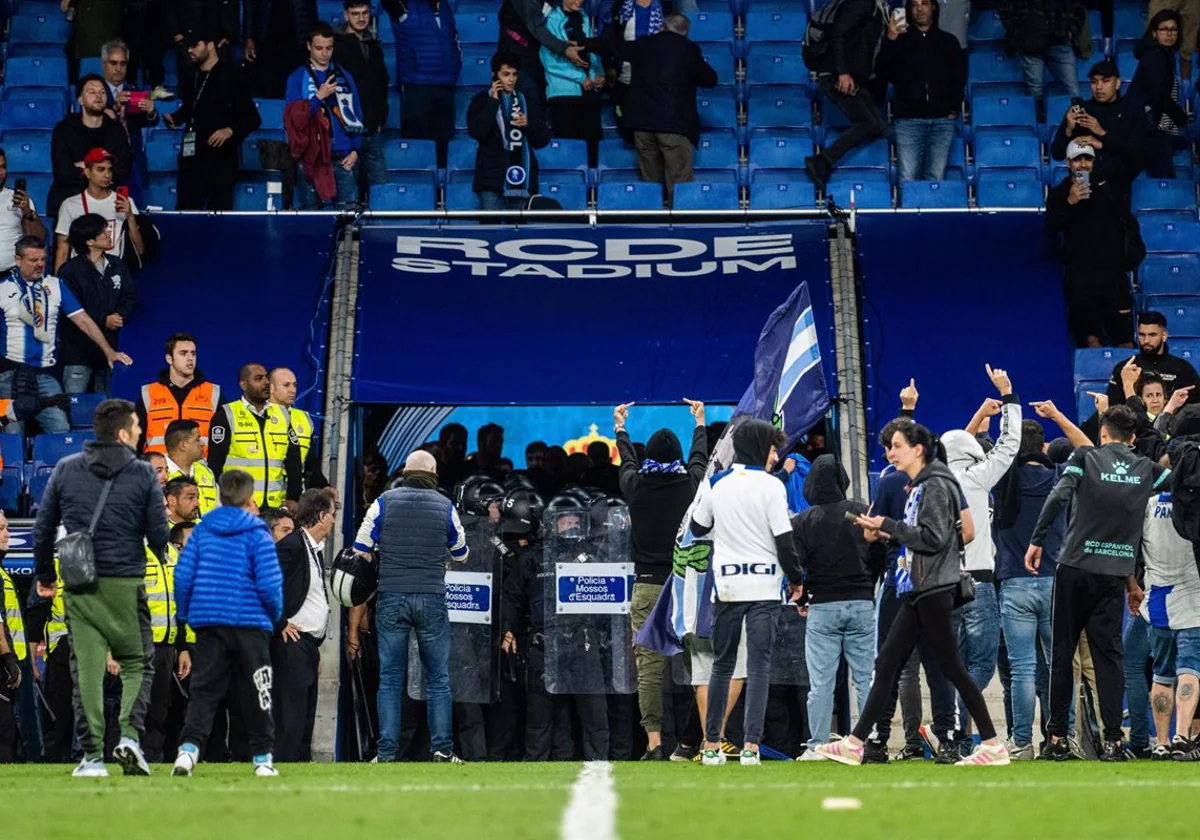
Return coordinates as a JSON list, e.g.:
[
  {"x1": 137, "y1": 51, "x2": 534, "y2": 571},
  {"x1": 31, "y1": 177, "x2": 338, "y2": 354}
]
[
  {"x1": 542, "y1": 497, "x2": 637, "y2": 695},
  {"x1": 407, "y1": 513, "x2": 501, "y2": 703},
  {"x1": 770, "y1": 604, "x2": 808, "y2": 686}
]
